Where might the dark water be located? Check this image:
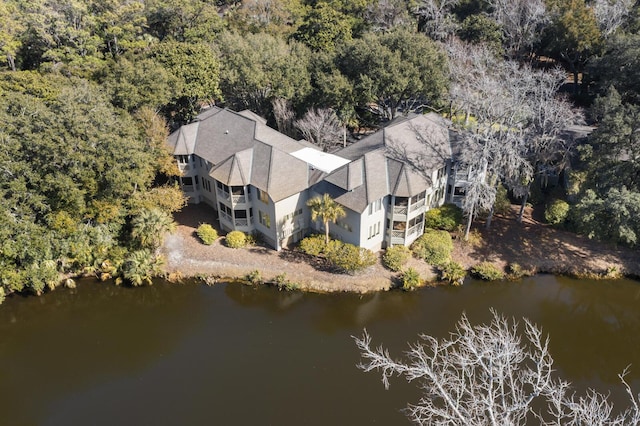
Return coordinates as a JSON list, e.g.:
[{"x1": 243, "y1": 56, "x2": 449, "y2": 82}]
[{"x1": 1, "y1": 275, "x2": 640, "y2": 425}]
